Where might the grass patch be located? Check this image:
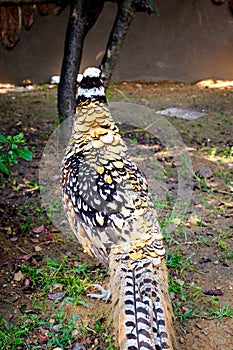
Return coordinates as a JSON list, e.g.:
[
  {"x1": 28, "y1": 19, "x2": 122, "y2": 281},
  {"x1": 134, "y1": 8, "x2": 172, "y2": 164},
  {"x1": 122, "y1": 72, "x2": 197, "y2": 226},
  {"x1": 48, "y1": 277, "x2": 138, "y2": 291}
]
[
  {"x1": 167, "y1": 249, "x2": 233, "y2": 325},
  {"x1": 19, "y1": 256, "x2": 105, "y2": 303},
  {"x1": 0, "y1": 314, "x2": 41, "y2": 350},
  {"x1": 1, "y1": 256, "x2": 113, "y2": 349}
]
